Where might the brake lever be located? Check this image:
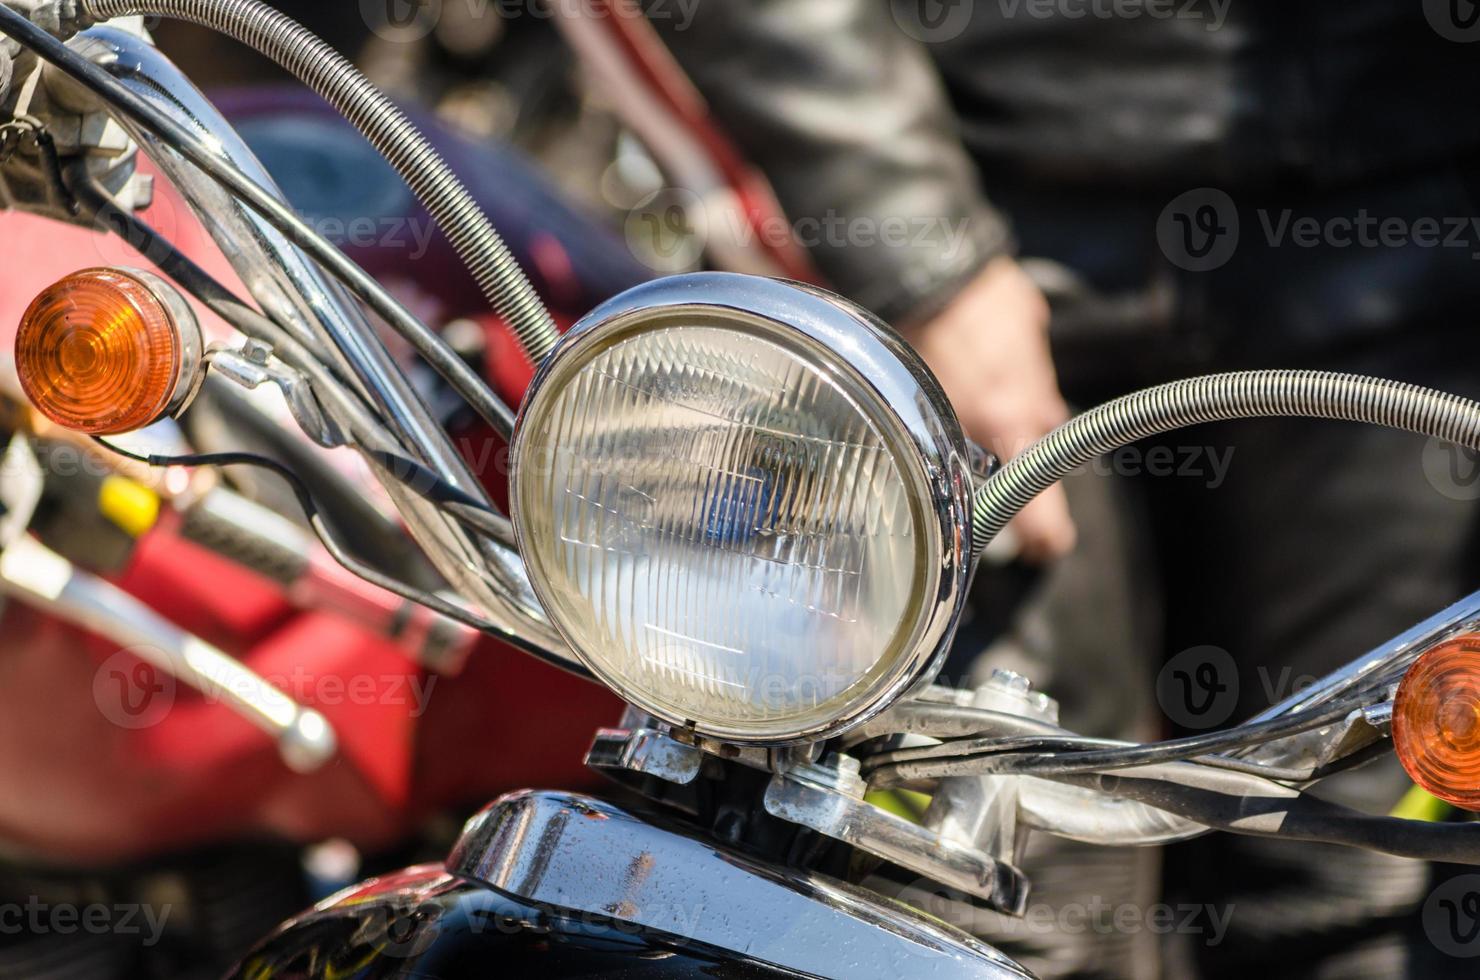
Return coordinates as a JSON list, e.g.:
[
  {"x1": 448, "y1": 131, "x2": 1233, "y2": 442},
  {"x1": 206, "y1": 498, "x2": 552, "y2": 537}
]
[
  {"x1": 0, "y1": 534, "x2": 337, "y2": 771},
  {"x1": 0, "y1": 434, "x2": 336, "y2": 771}
]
